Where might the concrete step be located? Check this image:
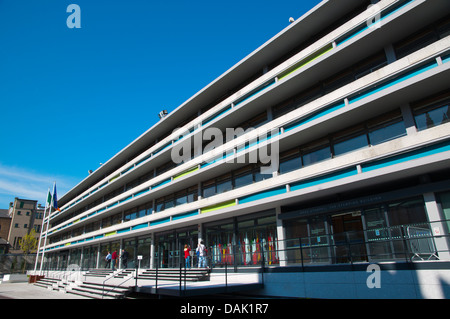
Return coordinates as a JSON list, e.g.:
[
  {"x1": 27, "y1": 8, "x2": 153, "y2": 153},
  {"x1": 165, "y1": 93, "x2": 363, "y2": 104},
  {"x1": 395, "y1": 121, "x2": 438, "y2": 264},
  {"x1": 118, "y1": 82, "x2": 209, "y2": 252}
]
[{"x1": 67, "y1": 282, "x2": 132, "y2": 299}]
